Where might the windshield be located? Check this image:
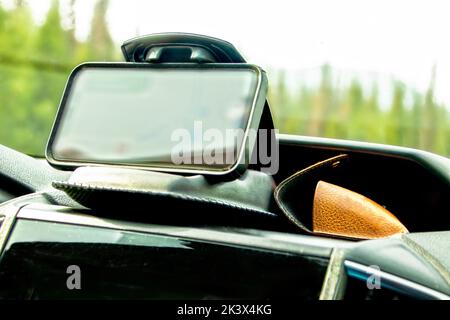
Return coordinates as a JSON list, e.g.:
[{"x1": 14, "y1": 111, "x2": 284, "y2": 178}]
[{"x1": 0, "y1": 0, "x2": 449, "y2": 157}]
